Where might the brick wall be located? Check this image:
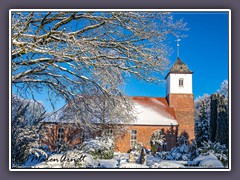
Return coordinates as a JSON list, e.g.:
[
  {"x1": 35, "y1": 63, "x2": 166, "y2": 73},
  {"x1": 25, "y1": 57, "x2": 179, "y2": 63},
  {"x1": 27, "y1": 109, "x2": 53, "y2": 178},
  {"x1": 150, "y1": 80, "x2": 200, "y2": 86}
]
[
  {"x1": 166, "y1": 94, "x2": 195, "y2": 142},
  {"x1": 40, "y1": 123, "x2": 82, "y2": 151},
  {"x1": 41, "y1": 124, "x2": 178, "y2": 153},
  {"x1": 114, "y1": 125, "x2": 178, "y2": 152}
]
